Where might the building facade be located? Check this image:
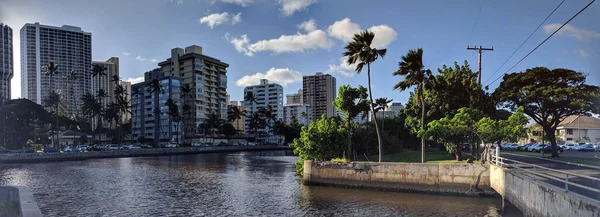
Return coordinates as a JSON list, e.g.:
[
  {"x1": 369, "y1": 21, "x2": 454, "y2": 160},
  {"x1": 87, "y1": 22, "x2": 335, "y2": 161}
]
[
  {"x1": 119, "y1": 80, "x2": 131, "y2": 123},
  {"x1": 243, "y1": 79, "x2": 283, "y2": 133},
  {"x1": 286, "y1": 89, "x2": 303, "y2": 104},
  {"x1": 20, "y1": 22, "x2": 92, "y2": 116},
  {"x1": 0, "y1": 23, "x2": 13, "y2": 100},
  {"x1": 229, "y1": 101, "x2": 245, "y2": 132},
  {"x1": 303, "y1": 72, "x2": 336, "y2": 119},
  {"x1": 523, "y1": 115, "x2": 600, "y2": 144},
  {"x1": 157, "y1": 45, "x2": 228, "y2": 138},
  {"x1": 131, "y1": 71, "x2": 182, "y2": 145},
  {"x1": 91, "y1": 57, "x2": 119, "y2": 108},
  {"x1": 284, "y1": 104, "x2": 311, "y2": 126}
]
